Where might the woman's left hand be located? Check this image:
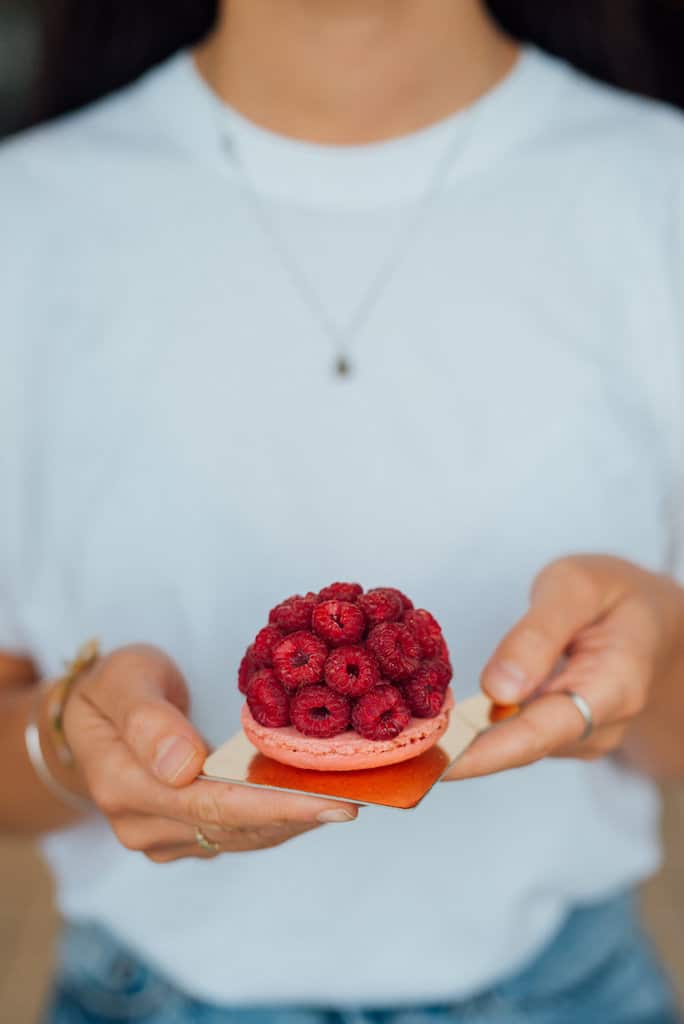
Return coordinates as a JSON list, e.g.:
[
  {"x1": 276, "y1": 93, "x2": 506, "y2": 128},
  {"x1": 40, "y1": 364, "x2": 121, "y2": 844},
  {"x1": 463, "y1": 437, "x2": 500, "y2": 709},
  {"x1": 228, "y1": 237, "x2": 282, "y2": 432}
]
[{"x1": 445, "y1": 555, "x2": 684, "y2": 780}]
